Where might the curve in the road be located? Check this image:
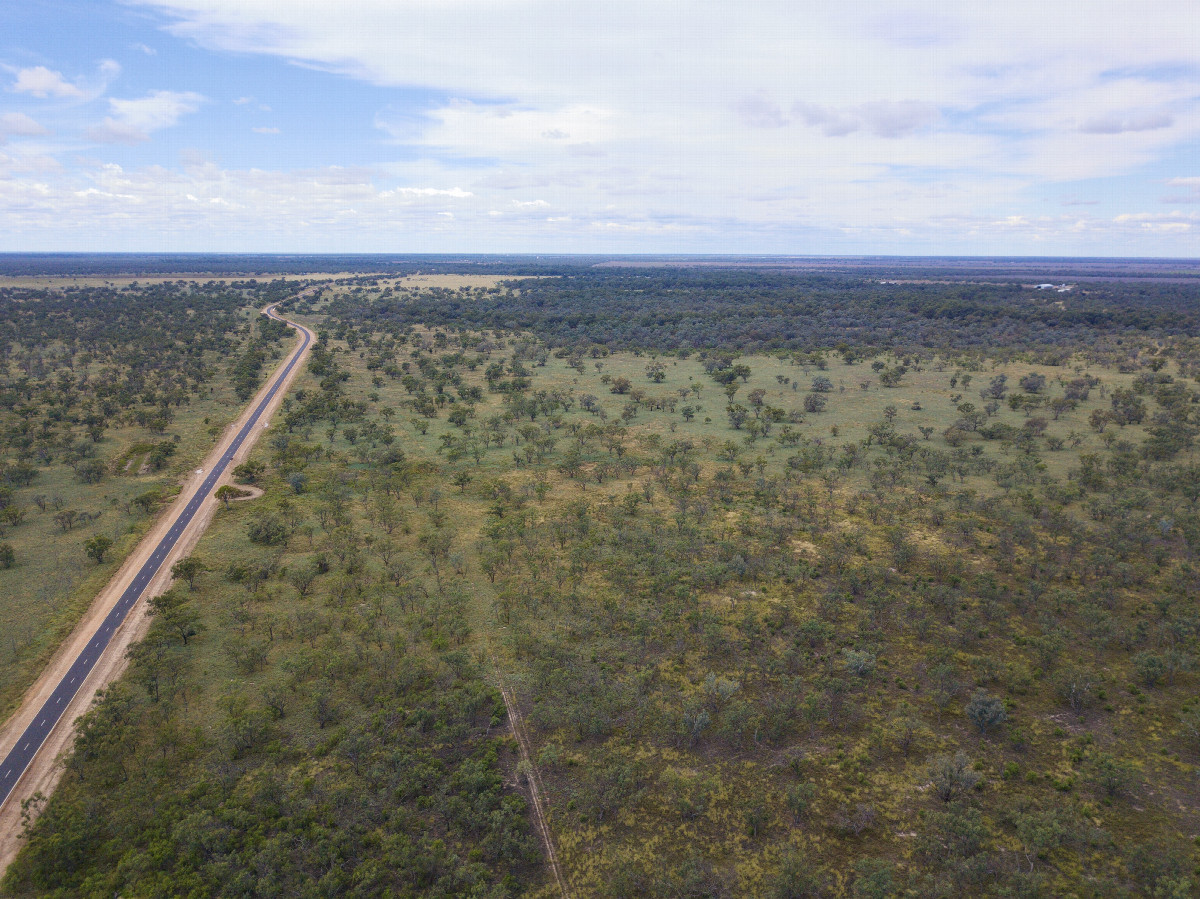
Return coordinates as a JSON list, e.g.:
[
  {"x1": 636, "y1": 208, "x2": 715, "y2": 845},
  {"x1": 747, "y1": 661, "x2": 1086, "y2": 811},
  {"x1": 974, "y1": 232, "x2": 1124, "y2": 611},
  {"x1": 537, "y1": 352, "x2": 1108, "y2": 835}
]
[{"x1": 0, "y1": 305, "x2": 311, "y2": 809}]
